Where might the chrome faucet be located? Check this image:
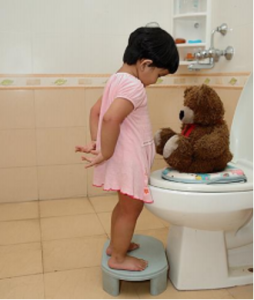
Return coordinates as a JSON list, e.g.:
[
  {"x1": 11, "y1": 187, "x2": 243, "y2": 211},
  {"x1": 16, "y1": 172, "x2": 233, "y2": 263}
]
[
  {"x1": 188, "y1": 58, "x2": 214, "y2": 71},
  {"x1": 188, "y1": 23, "x2": 234, "y2": 71}
]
